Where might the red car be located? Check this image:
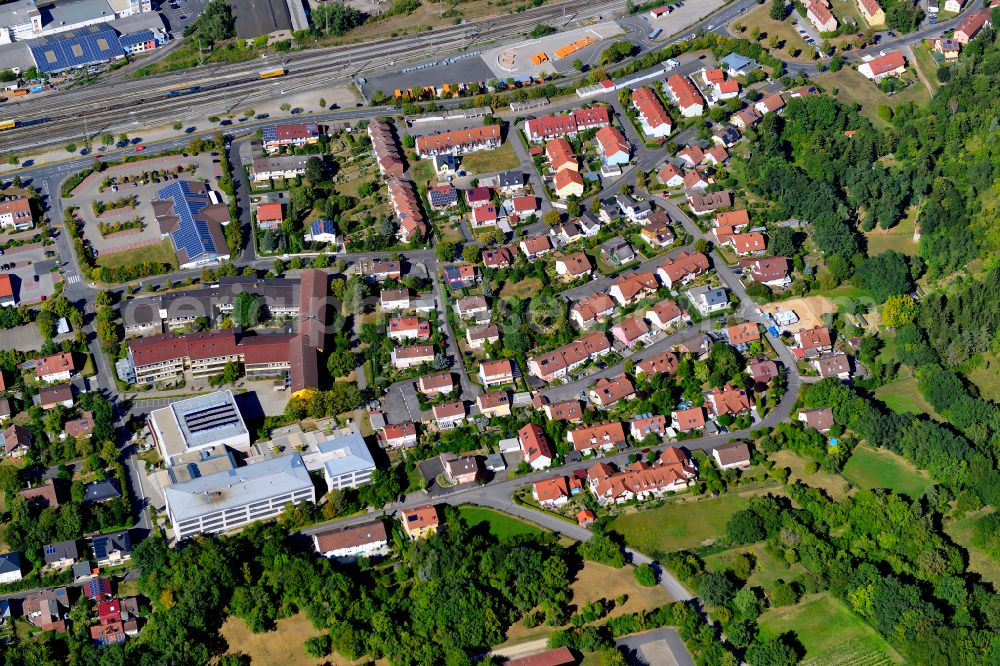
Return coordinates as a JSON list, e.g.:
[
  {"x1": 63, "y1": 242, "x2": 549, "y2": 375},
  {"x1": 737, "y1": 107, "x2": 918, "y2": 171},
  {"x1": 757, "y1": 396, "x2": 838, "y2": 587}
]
[{"x1": 135, "y1": 145, "x2": 145, "y2": 152}]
